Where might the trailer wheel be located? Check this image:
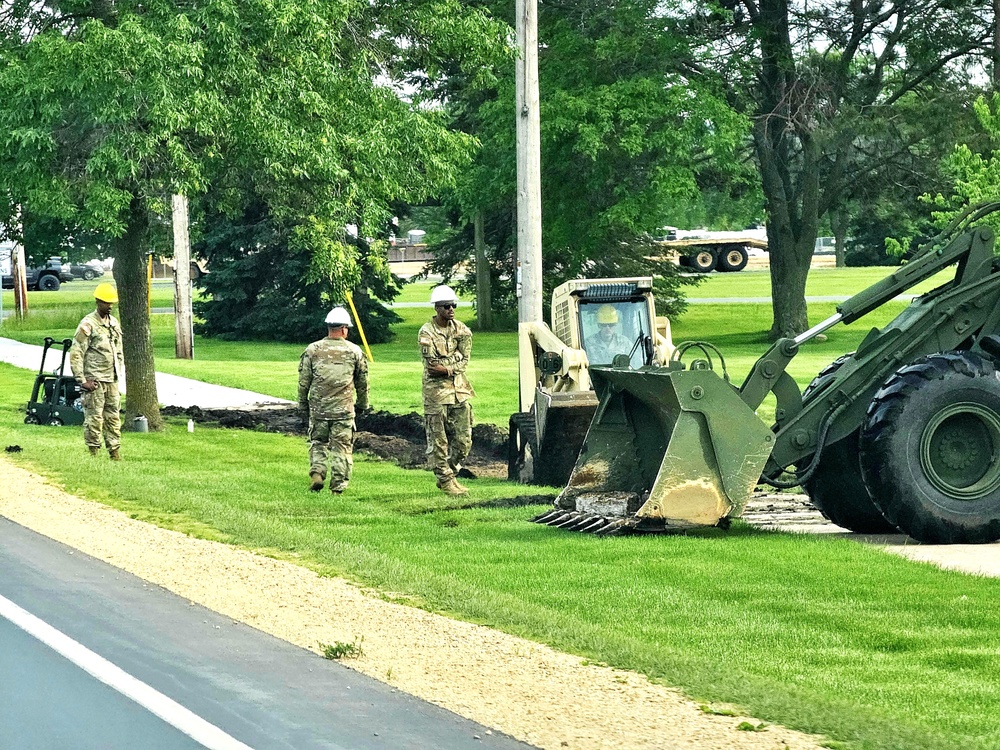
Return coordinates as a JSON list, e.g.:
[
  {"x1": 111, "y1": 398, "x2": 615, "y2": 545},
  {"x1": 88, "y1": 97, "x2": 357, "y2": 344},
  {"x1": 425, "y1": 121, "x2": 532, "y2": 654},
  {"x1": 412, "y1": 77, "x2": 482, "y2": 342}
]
[
  {"x1": 37, "y1": 274, "x2": 60, "y2": 291},
  {"x1": 508, "y1": 412, "x2": 537, "y2": 482},
  {"x1": 47, "y1": 417, "x2": 63, "y2": 426},
  {"x1": 716, "y1": 246, "x2": 749, "y2": 272},
  {"x1": 688, "y1": 249, "x2": 717, "y2": 273},
  {"x1": 24, "y1": 413, "x2": 40, "y2": 425},
  {"x1": 860, "y1": 352, "x2": 1000, "y2": 543},
  {"x1": 802, "y1": 356, "x2": 896, "y2": 533}
]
